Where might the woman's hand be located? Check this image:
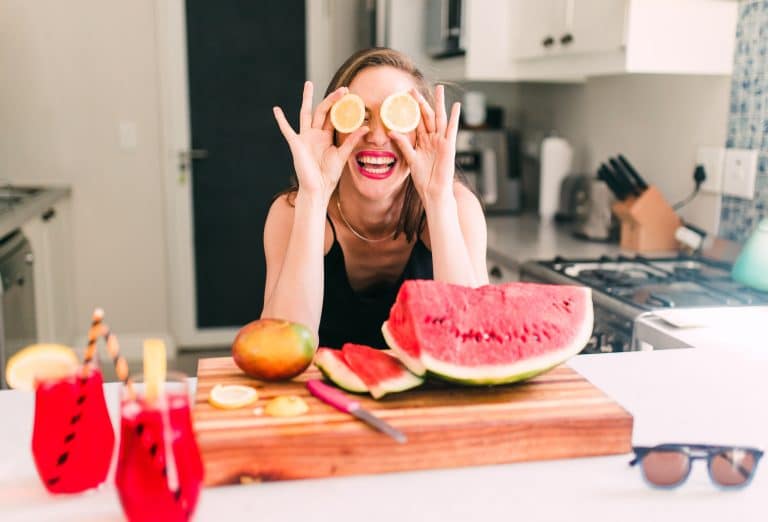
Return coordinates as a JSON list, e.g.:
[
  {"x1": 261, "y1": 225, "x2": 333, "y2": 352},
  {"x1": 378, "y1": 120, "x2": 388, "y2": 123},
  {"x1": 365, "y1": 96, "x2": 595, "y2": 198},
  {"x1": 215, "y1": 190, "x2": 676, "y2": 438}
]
[
  {"x1": 273, "y1": 81, "x2": 369, "y2": 203},
  {"x1": 388, "y1": 84, "x2": 460, "y2": 205}
]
